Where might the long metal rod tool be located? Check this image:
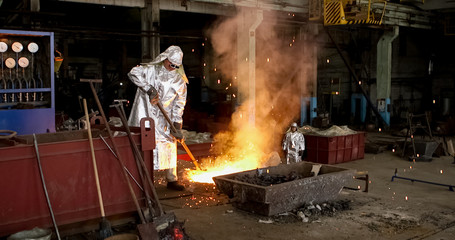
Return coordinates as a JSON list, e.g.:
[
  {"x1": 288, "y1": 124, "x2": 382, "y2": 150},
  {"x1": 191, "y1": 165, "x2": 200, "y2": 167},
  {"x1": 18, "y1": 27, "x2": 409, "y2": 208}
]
[
  {"x1": 156, "y1": 102, "x2": 202, "y2": 171},
  {"x1": 111, "y1": 103, "x2": 156, "y2": 217},
  {"x1": 33, "y1": 134, "x2": 62, "y2": 240},
  {"x1": 88, "y1": 81, "x2": 146, "y2": 224},
  {"x1": 90, "y1": 82, "x2": 161, "y2": 239},
  {"x1": 99, "y1": 135, "x2": 144, "y2": 192},
  {"x1": 114, "y1": 103, "x2": 164, "y2": 217},
  {"x1": 391, "y1": 168, "x2": 454, "y2": 192}
]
